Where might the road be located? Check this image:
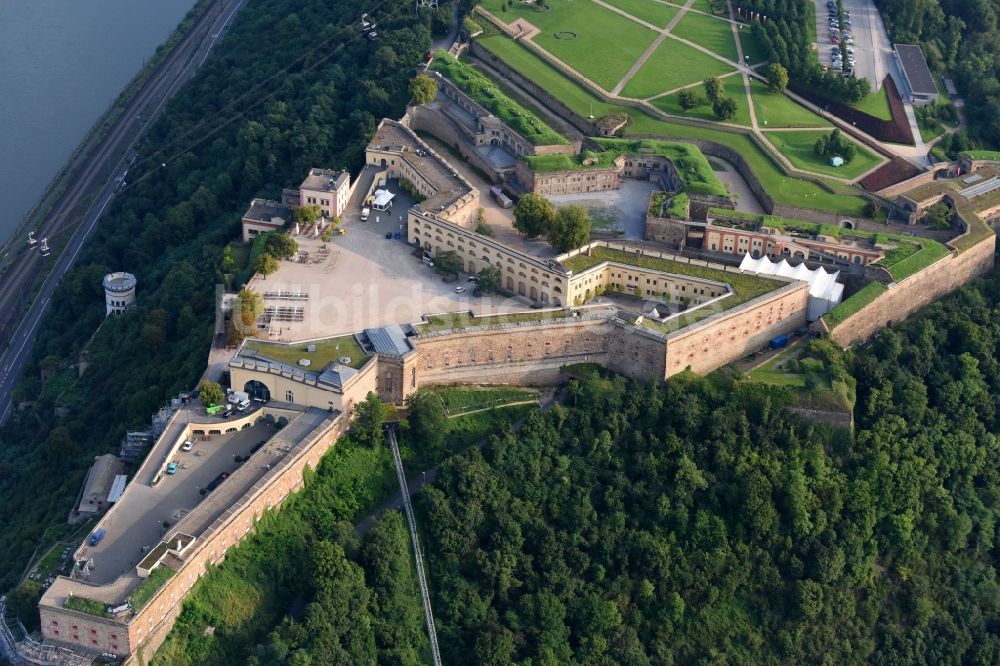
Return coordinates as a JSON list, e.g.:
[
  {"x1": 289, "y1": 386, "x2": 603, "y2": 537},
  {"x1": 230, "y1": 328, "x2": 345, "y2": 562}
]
[{"x1": 0, "y1": 0, "x2": 246, "y2": 426}]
